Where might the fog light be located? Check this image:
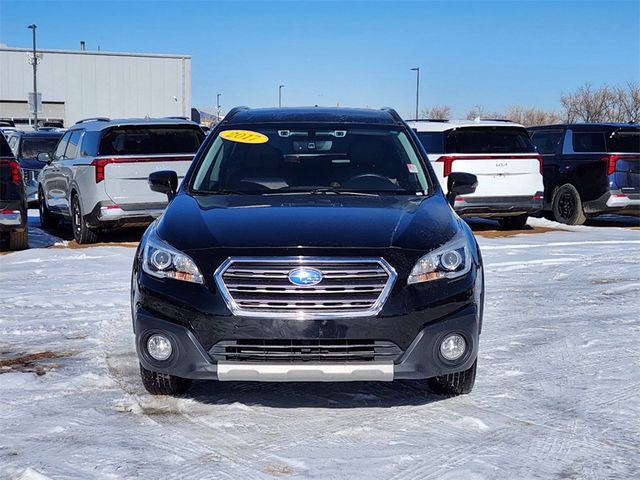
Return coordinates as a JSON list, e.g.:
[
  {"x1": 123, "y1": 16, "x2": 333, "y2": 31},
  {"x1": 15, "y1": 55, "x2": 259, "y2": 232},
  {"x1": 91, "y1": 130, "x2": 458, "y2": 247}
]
[
  {"x1": 147, "y1": 334, "x2": 173, "y2": 361},
  {"x1": 440, "y1": 334, "x2": 466, "y2": 361}
]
